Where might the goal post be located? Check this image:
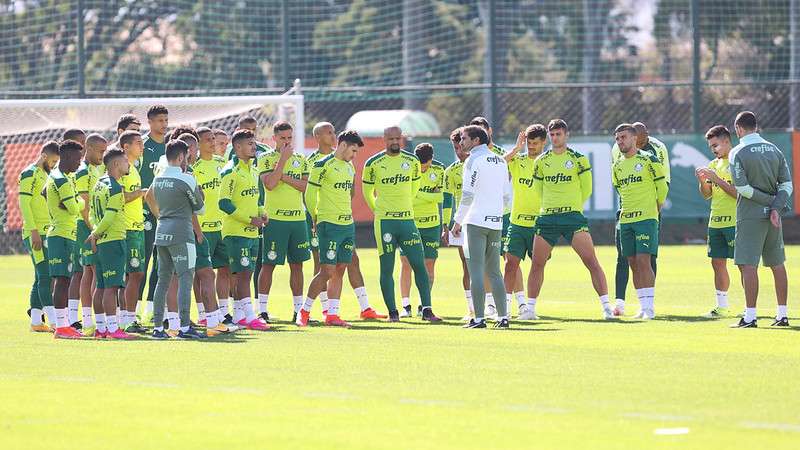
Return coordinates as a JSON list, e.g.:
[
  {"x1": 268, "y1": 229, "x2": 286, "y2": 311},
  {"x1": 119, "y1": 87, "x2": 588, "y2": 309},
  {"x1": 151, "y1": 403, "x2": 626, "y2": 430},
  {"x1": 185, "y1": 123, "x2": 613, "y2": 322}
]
[{"x1": 0, "y1": 93, "x2": 304, "y2": 254}]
